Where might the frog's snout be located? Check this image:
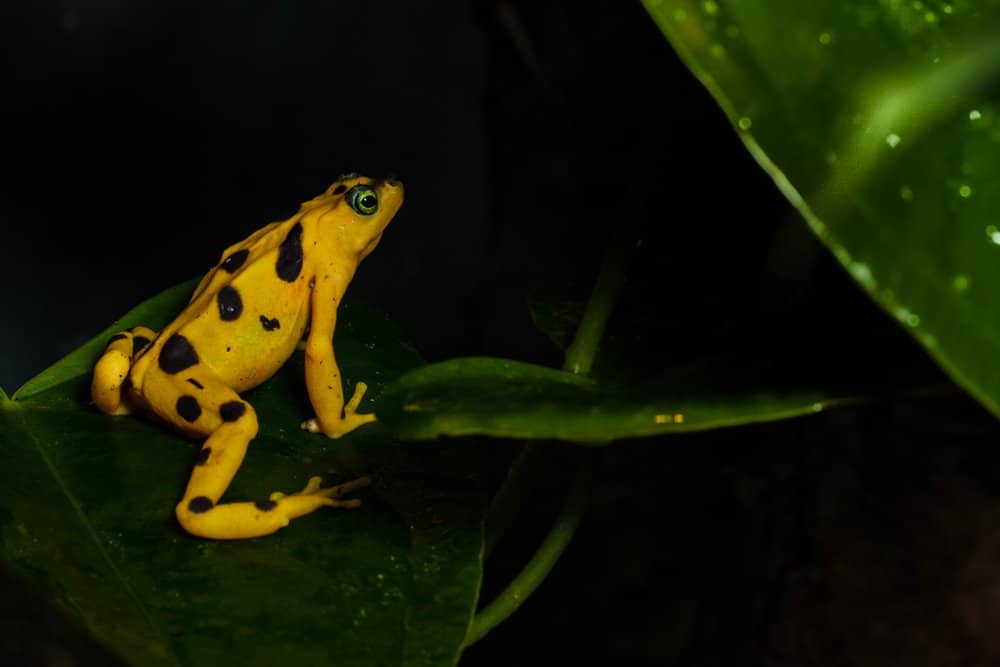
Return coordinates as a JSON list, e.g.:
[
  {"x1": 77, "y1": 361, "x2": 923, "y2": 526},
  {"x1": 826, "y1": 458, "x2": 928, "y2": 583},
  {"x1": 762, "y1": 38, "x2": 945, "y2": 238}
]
[{"x1": 381, "y1": 174, "x2": 404, "y2": 194}]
